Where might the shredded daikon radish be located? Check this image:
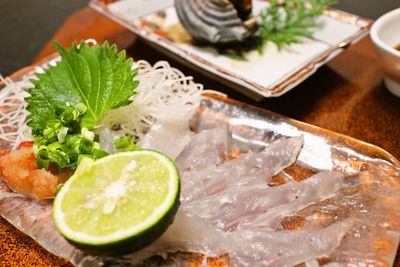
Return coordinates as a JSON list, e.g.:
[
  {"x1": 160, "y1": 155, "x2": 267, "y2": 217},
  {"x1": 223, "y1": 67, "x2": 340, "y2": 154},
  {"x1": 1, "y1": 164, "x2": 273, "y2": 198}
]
[
  {"x1": 0, "y1": 75, "x2": 31, "y2": 149},
  {"x1": 99, "y1": 60, "x2": 203, "y2": 142}
]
